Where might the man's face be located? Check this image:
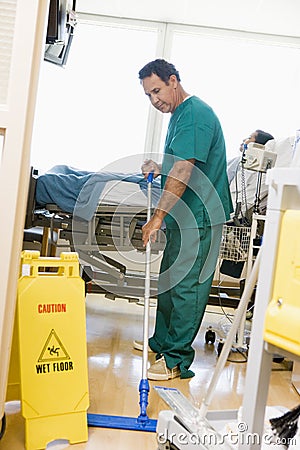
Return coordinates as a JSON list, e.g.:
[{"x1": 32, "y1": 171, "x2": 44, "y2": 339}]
[{"x1": 141, "y1": 73, "x2": 178, "y2": 114}]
